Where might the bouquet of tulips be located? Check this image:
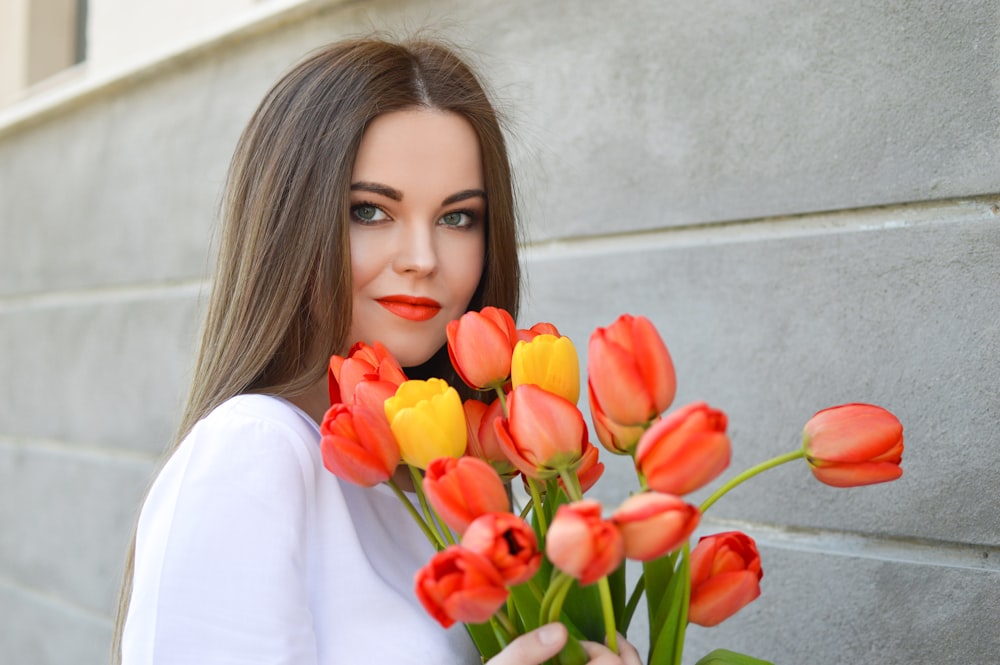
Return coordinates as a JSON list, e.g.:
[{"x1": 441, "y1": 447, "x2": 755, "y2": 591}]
[{"x1": 320, "y1": 308, "x2": 904, "y2": 665}]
